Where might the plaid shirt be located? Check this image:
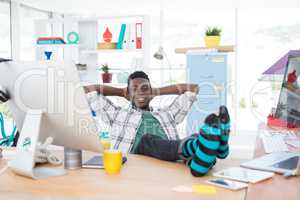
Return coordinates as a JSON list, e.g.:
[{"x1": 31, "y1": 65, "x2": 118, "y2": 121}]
[{"x1": 86, "y1": 91, "x2": 197, "y2": 153}]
